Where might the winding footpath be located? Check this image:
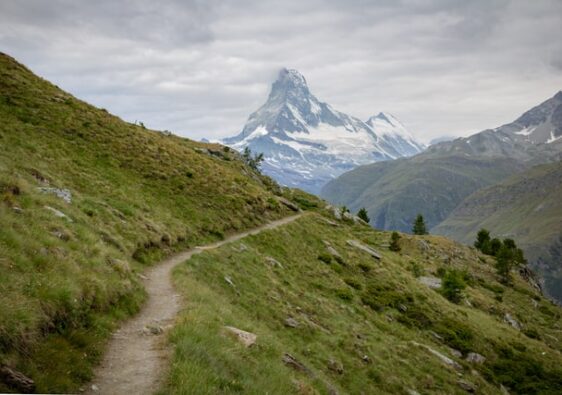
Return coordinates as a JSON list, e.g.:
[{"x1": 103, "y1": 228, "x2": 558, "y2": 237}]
[{"x1": 86, "y1": 214, "x2": 302, "y2": 395}]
